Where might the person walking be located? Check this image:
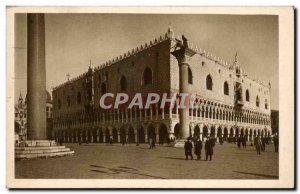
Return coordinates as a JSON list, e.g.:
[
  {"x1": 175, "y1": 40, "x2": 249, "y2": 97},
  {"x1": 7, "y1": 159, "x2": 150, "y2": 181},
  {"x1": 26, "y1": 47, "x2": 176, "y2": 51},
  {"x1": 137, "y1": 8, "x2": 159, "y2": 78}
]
[
  {"x1": 242, "y1": 136, "x2": 247, "y2": 148},
  {"x1": 254, "y1": 136, "x2": 262, "y2": 155},
  {"x1": 152, "y1": 138, "x2": 156, "y2": 149},
  {"x1": 237, "y1": 136, "x2": 241, "y2": 148},
  {"x1": 184, "y1": 137, "x2": 193, "y2": 160},
  {"x1": 194, "y1": 136, "x2": 202, "y2": 160},
  {"x1": 261, "y1": 137, "x2": 266, "y2": 152},
  {"x1": 205, "y1": 137, "x2": 214, "y2": 161},
  {"x1": 149, "y1": 137, "x2": 153, "y2": 149}
]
